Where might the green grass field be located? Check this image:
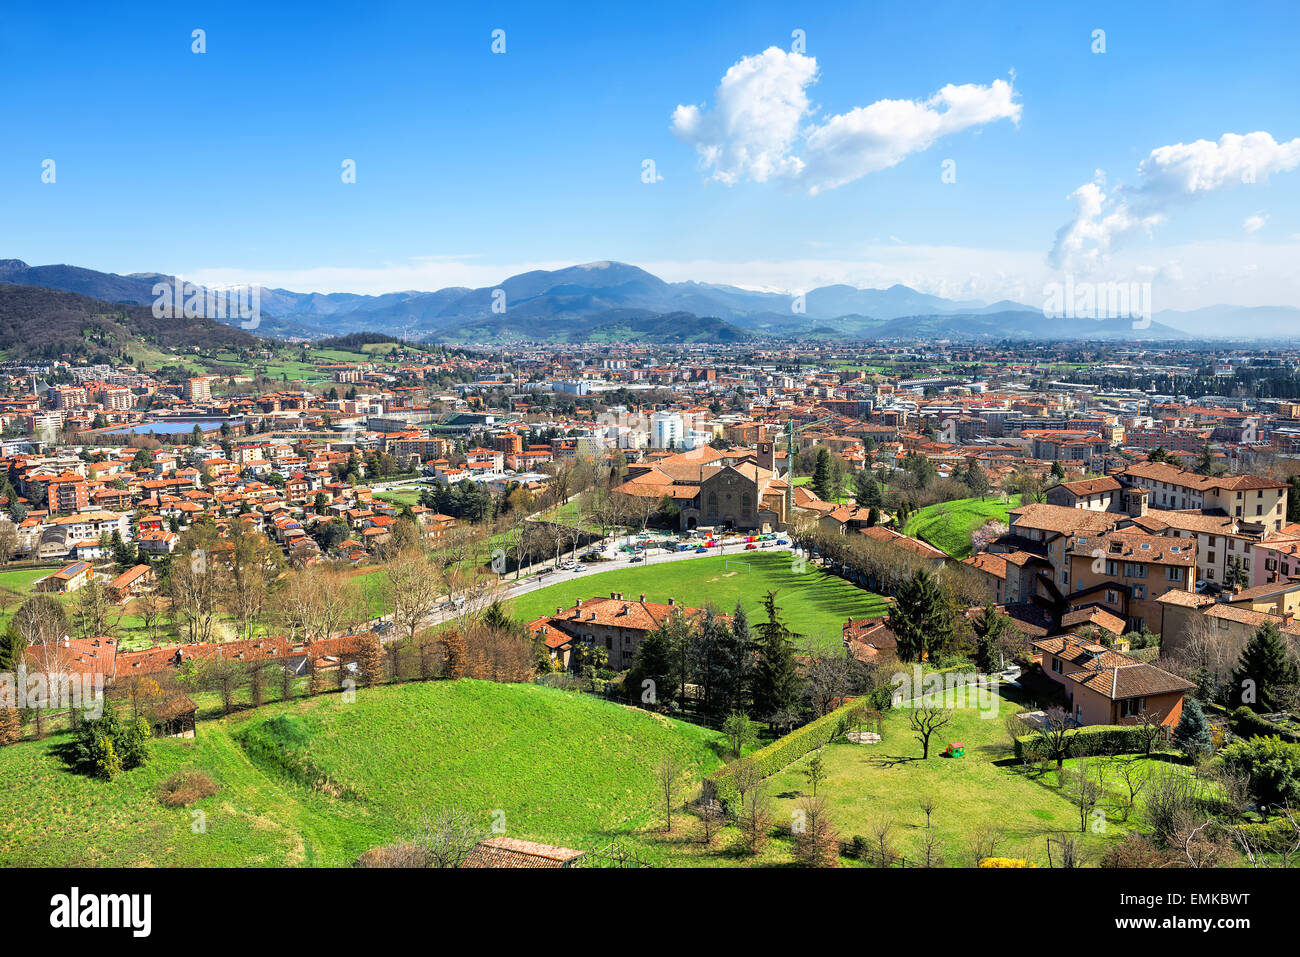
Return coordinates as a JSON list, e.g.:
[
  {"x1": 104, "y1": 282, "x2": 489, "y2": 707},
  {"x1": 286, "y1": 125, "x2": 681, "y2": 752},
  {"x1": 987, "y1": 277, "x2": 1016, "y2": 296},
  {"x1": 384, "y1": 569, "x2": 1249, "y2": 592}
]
[
  {"x1": 508, "y1": 551, "x2": 890, "y2": 651},
  {"x1": 903, "y1": 495, "x2": 1022, "y2": 559},
  {"x1": 759, "y1": 689, "x2": 1160, "y2": 866},
  {"x1": 0, "y1": 680, "x2": 725, "y2": 867}
]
